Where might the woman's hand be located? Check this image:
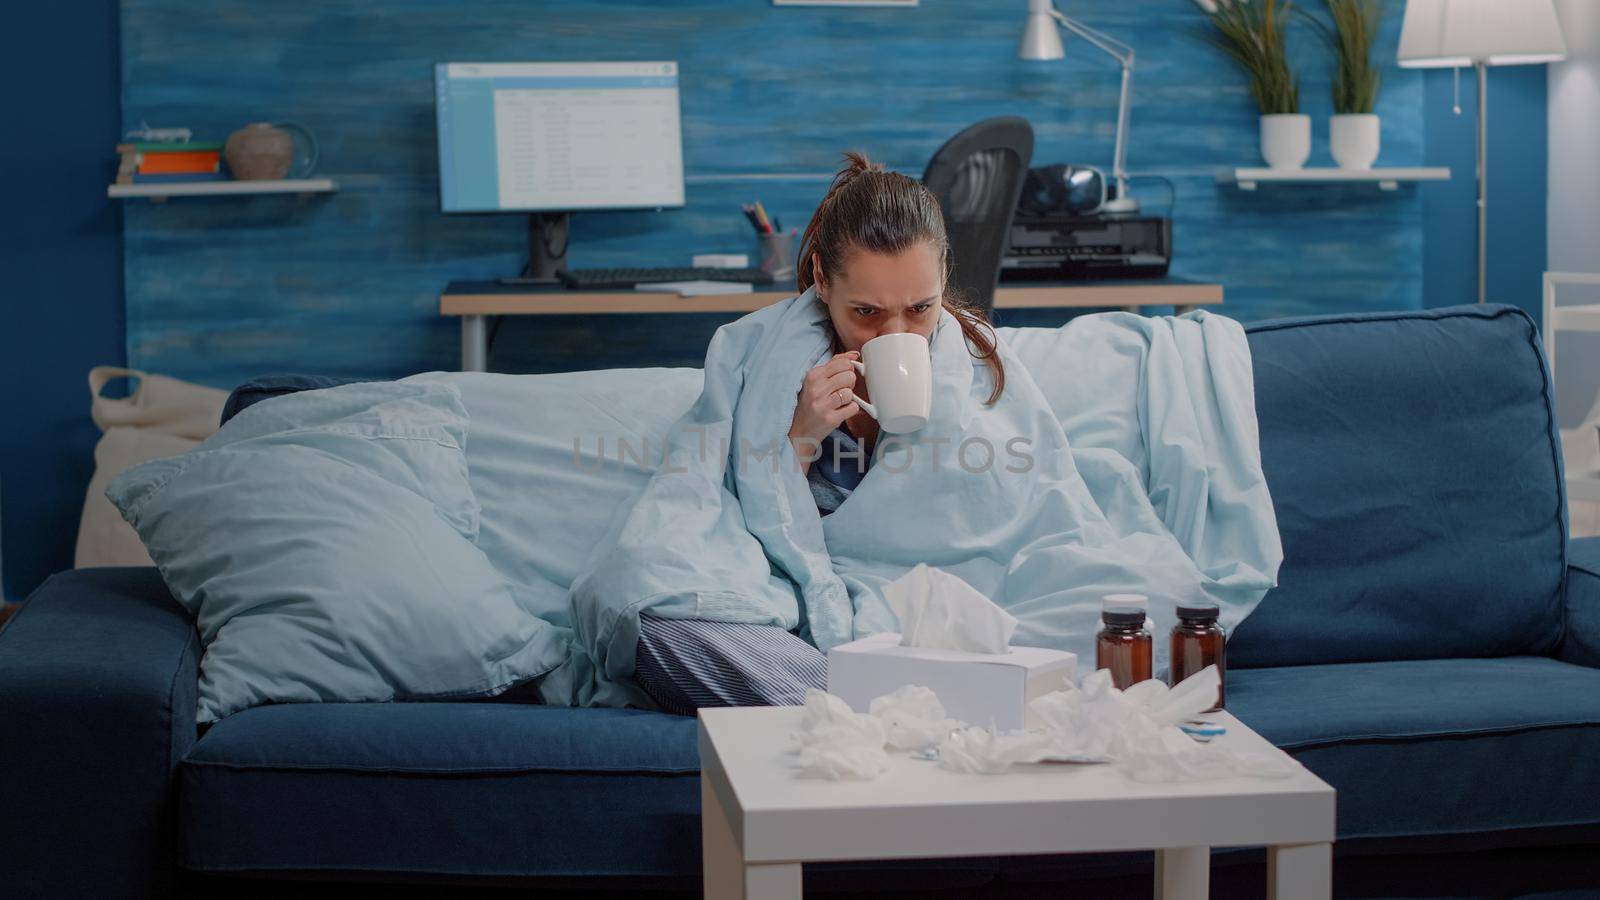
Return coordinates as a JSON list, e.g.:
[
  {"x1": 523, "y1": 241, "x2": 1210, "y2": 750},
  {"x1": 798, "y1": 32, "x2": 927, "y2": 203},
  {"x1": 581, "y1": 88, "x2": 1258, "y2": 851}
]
[{"x1": 789, "y1": 351, "x2": 860, "y2": 475}]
